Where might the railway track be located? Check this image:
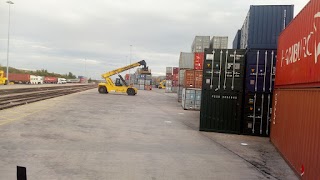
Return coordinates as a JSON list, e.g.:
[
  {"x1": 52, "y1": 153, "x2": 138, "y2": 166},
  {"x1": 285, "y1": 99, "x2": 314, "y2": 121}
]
[{"x1": 0, "y1": 85, "x2": 96, "y2": 110}]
